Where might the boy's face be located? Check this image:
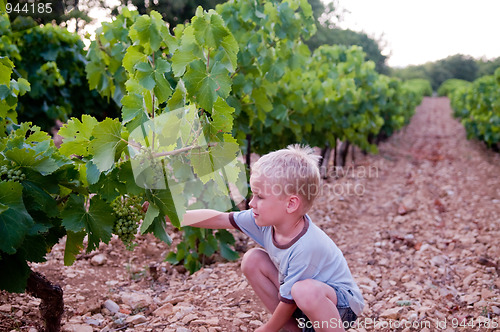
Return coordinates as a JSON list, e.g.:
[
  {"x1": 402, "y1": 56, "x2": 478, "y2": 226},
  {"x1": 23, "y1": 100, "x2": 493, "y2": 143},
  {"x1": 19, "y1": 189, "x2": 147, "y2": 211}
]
[{"x1": 248, "y1": 175, "x2": 289, "y2": 227}]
